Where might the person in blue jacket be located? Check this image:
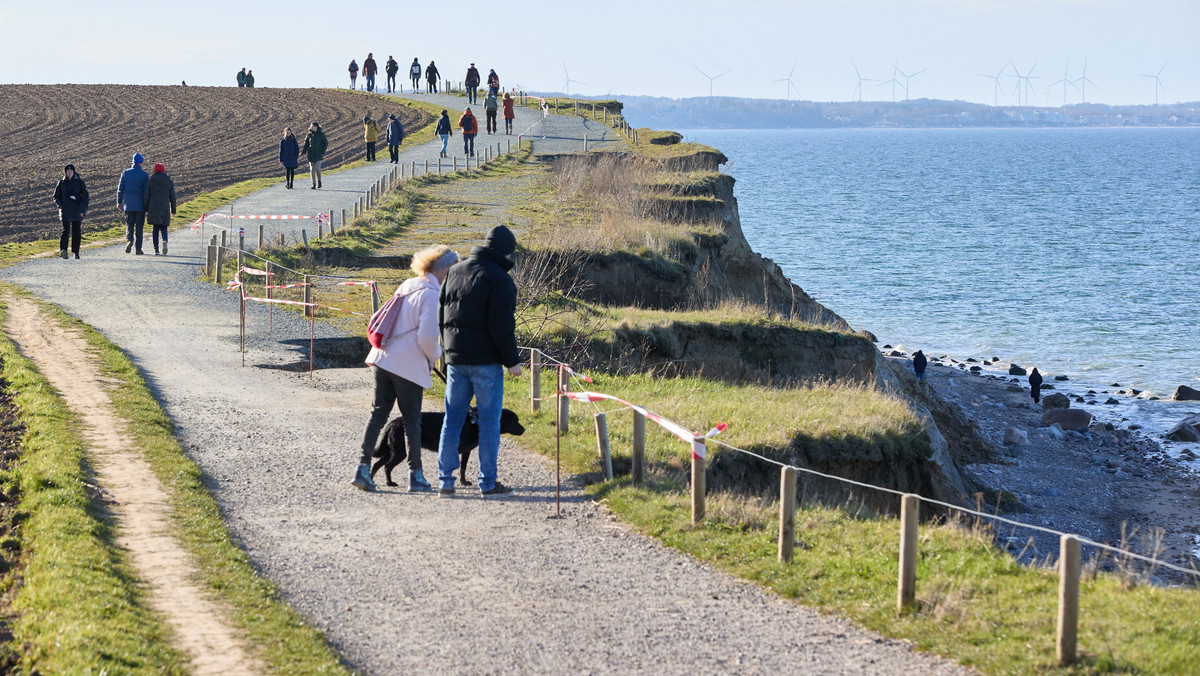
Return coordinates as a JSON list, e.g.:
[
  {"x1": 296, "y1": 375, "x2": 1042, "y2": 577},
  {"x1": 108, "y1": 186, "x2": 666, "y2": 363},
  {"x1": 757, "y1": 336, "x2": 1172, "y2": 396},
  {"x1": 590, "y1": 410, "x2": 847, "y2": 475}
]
[
  {"x1": 116, "y1": 153, "x2": 149, "y2": 254},
  {"x1": 53, "y1": 164, "x2": 89, "y2": 259},
  {"x1": 385, "y1": 114, "x2": 404, "y2": 164},
  {"x1": 279, "y1": 127, "x2": 300, "y2": 188}
]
